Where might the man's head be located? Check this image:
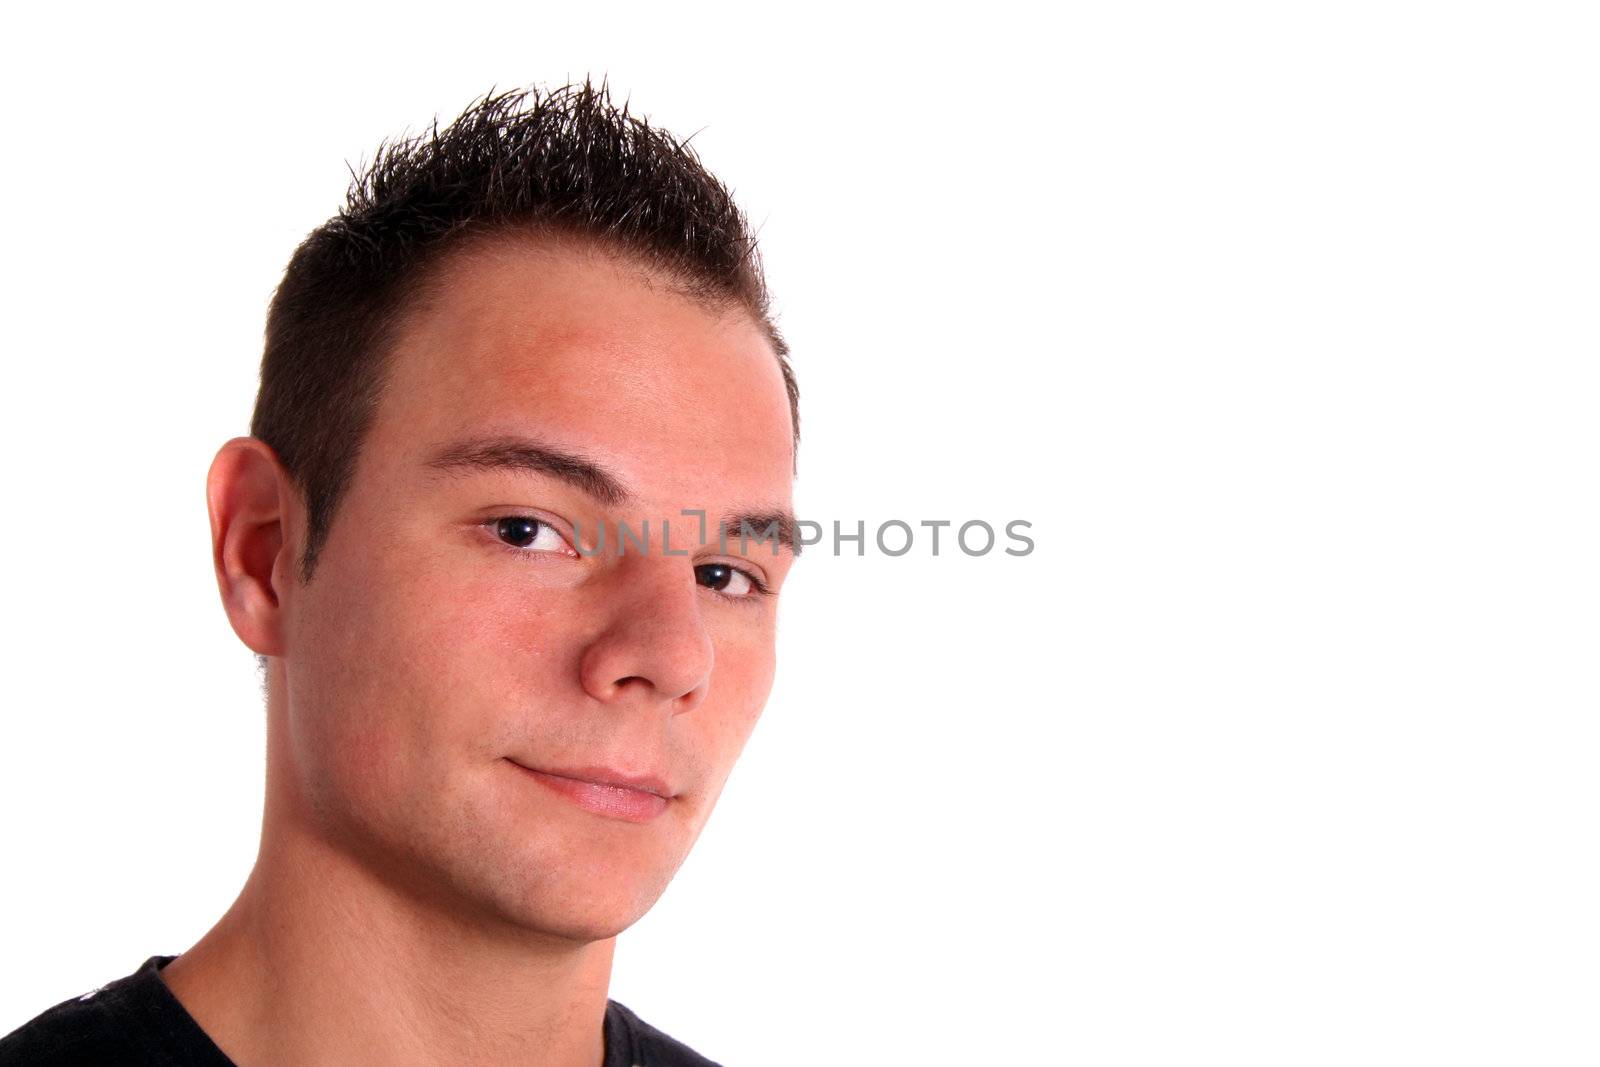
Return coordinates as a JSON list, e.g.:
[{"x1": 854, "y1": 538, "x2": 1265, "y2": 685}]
[{"x1": 207, "y1": 83, "x2": 798, "y2": 943}]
